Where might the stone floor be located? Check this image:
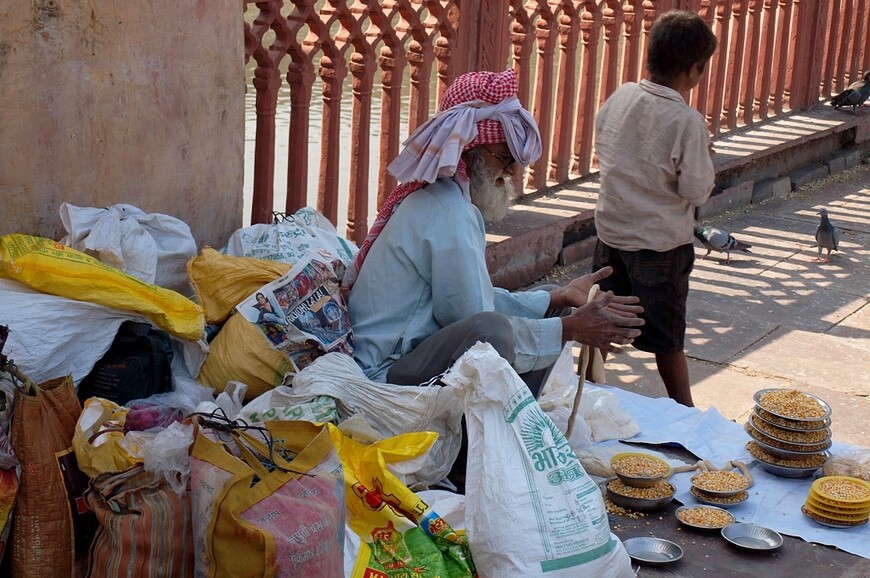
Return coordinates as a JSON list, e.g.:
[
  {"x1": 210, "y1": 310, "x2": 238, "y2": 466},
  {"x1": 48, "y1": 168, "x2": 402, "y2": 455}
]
[{"x1": 534, "y1": 159, "x2": 870, "y2": 448}]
